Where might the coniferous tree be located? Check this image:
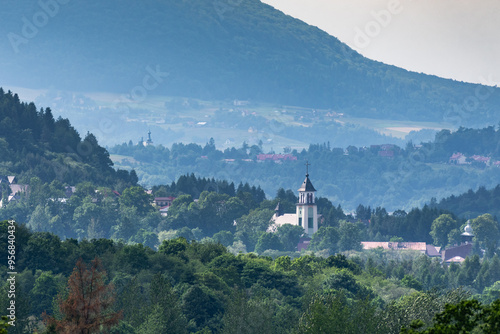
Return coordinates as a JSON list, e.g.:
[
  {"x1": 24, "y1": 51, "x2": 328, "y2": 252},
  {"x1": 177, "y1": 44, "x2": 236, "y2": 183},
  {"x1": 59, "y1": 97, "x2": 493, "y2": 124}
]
[{"x1": 137, "y1": 273, "x2": 187, "y2": 334}]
